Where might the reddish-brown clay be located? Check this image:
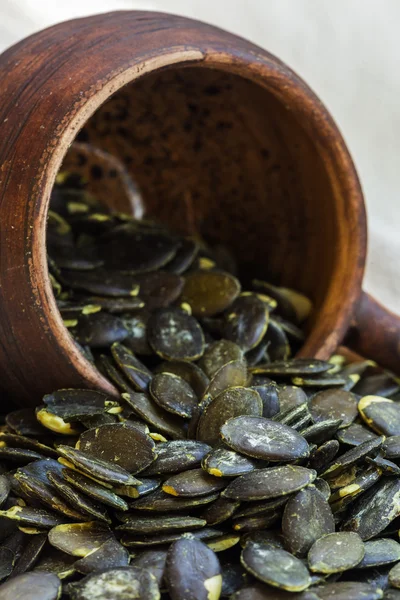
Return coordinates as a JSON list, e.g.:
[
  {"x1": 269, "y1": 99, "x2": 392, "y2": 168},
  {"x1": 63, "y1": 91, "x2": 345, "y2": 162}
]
[{"x1": 0, "y1": 11, "x2": 398, "y2": 406}]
